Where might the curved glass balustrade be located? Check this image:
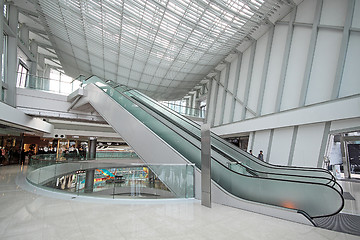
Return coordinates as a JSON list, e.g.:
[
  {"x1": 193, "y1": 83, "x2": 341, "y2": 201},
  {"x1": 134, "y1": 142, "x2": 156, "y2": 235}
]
[
  {"x1": 27, "y1": 156, "x2": 195, "y2": 199},
  {"x1": 82, "y1": 76, "x2": 344, "y2": 218}
]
